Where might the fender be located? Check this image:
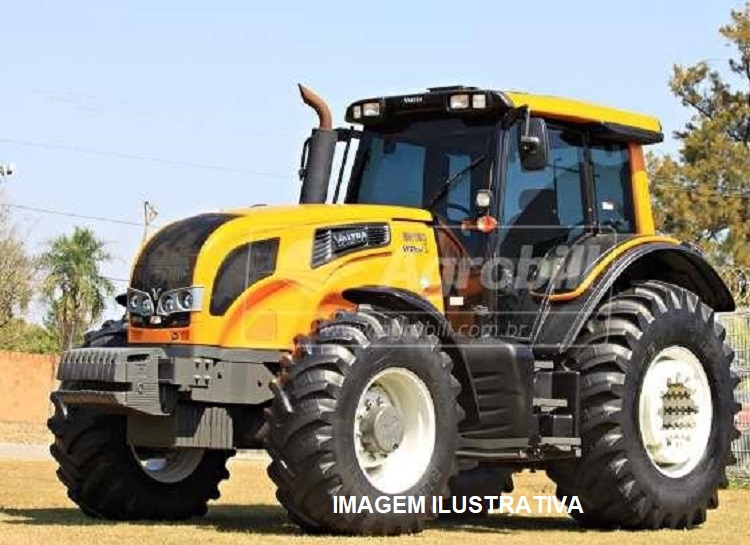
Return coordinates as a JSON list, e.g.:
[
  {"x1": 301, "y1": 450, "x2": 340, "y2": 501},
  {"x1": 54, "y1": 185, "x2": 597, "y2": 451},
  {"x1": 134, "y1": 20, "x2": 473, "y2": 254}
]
[
  {"x1": 532, "y1": 242, "x2": 735, "y2": 357},
  {"x1": 342, "y1": 286, "x2": 481, "y2": 424}
]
